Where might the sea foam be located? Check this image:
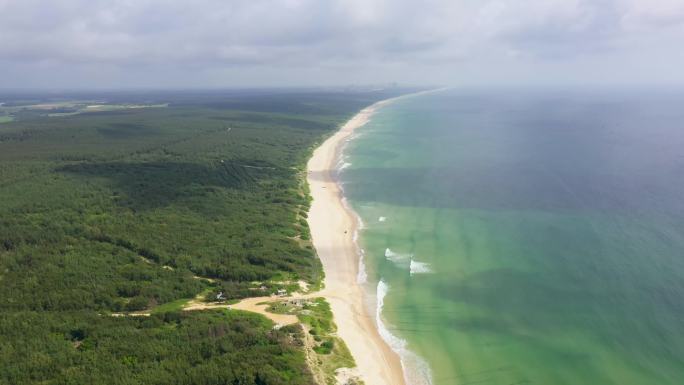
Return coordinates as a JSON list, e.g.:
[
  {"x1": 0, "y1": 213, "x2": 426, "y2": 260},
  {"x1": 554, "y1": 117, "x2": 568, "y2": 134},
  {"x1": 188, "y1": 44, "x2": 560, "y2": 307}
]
[
  {"x1": 352, "y1": 224, "x2": 366, "y2": 283},
  {"x1": 356, "y1": 247, "x2": 367, "y2": 283},
  {"x1": 379, "y1": 216, "x2": 387, "y2": 222},
  {"x1": 376, "y1": 280, "x2": 434, "y2": 385},
  {"x1": 384, "y1": 248, "x2": 410, "y2": 264},
  {"x1": 409, "y1": 259, "x2": 432, "y2": 275}
]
